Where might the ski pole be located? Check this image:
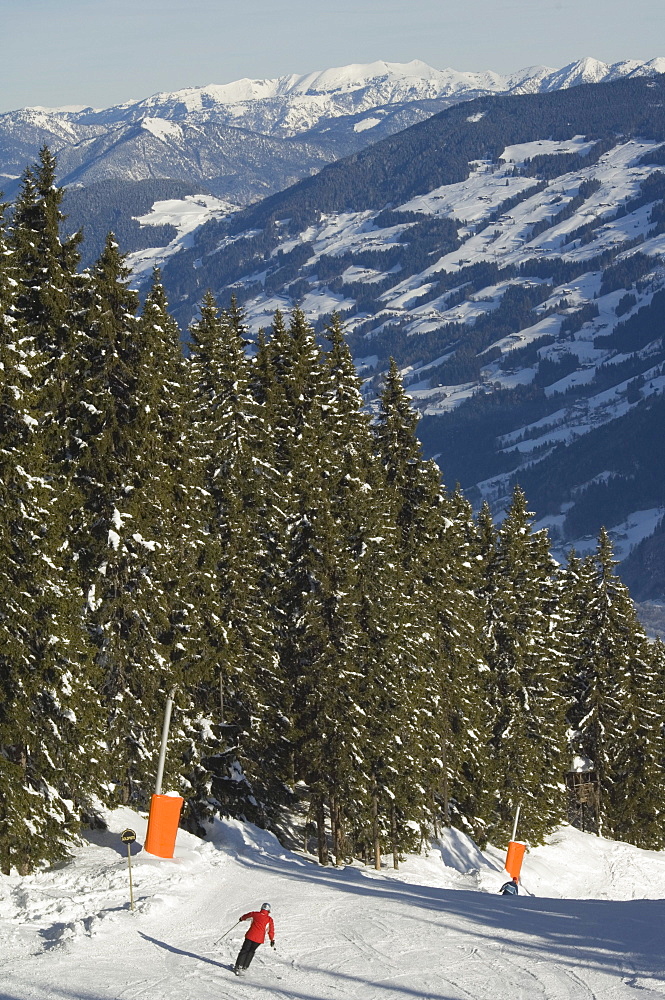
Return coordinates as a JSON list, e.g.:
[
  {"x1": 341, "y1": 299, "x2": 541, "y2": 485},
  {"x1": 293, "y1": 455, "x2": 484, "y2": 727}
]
[{"x1": 214, "y1": 920, "x2": 241, "y2": 948}]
